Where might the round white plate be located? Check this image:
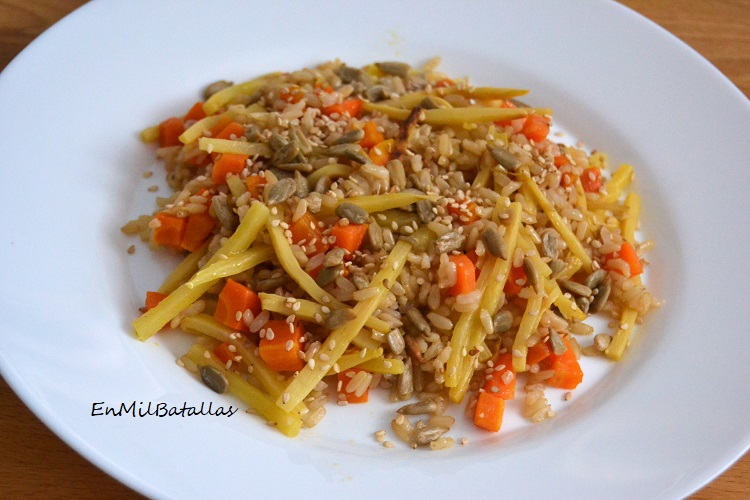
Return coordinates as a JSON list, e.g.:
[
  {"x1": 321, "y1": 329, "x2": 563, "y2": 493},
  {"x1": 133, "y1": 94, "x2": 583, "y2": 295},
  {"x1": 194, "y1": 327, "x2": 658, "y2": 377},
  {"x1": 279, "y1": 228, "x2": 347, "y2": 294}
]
[{"x1": 1, "y1": 1, "x2": 749, "y2": 498}]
